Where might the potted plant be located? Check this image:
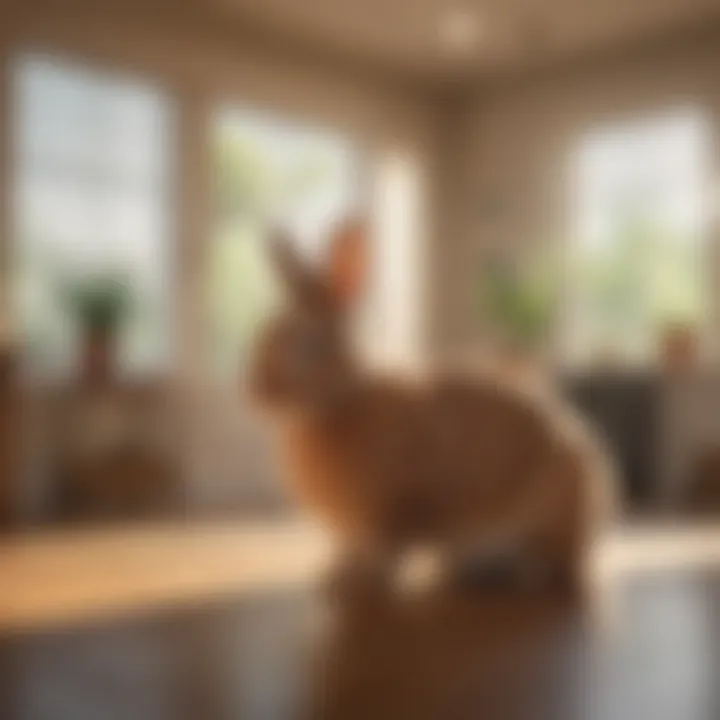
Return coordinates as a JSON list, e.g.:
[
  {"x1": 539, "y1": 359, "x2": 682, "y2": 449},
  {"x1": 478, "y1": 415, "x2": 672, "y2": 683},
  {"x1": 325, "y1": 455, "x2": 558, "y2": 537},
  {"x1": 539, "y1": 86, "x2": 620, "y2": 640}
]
[
  {"x1": 61, "y1": 273, "x2": 132, "y2": 385},
  {"x1": 479, "y1": 252, "x2": 557, "y2": 379}
]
